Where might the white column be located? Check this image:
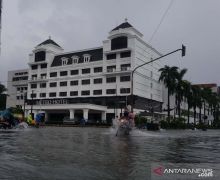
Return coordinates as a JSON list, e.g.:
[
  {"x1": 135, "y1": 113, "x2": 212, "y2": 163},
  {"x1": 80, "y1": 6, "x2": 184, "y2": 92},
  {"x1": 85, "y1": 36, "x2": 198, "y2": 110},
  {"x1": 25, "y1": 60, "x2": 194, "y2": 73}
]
[
  {"x1": 83, "y1": 109, "x2": 89, "y2": 120},
  {"x1": 25, "y1": 110, "x2": 29, "y2": 117},
  {"x1": 101, "y1": 111, "x2": 106, "y2": 121},
  {"x1": 69, "y1": 109, "x2": 75, "y2": 119},
  {"x1": 33, "y1": 110, "x2": 38, "y2": 119},
  {"x1": 44, "y1": 111, "x2": 48, "y2": 122}
]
